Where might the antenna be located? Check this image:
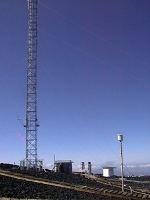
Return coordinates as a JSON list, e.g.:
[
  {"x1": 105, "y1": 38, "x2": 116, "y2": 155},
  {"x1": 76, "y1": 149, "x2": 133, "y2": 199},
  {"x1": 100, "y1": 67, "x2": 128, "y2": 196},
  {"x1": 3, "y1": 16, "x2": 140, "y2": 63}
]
[{"x1": 17, "y1": 116, "x2": 25, "y2": 127}]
